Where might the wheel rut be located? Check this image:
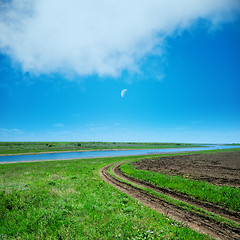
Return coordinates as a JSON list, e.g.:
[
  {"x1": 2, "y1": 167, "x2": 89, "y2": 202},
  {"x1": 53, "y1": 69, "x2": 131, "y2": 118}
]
[
  {"x1": 100, "y1": 162, "x2": 240, "y2": 240},
  {"x1": 114, "y1": 164, "x2": 240, "y2": 224}
]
